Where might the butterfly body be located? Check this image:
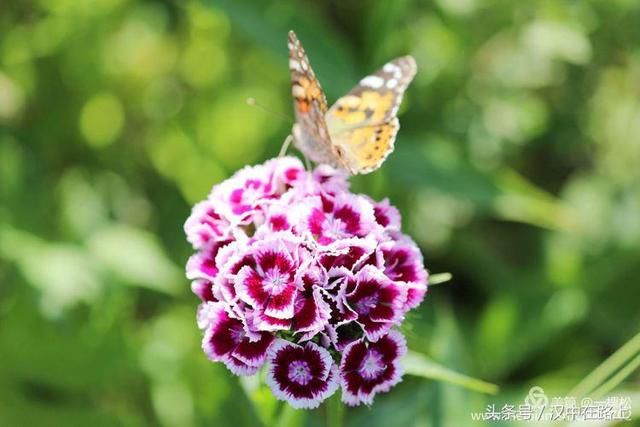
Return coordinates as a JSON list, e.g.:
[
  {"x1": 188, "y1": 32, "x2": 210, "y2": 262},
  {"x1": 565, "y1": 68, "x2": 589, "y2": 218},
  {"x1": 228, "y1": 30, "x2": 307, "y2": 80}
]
[{"x1": 288, "y1": 31, "x2": 416, "y2": 174}]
